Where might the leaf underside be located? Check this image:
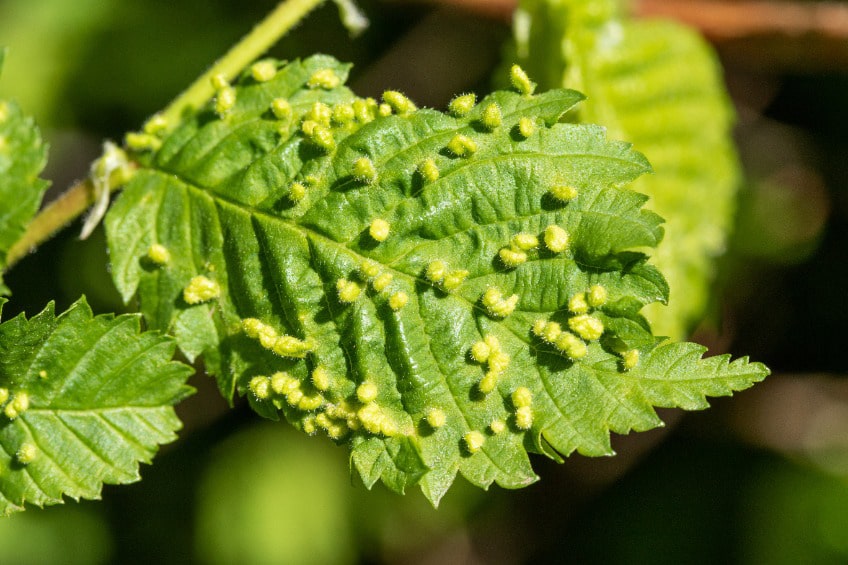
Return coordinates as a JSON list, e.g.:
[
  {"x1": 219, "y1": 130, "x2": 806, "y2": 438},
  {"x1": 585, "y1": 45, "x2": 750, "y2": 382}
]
[
  {"x1": 0, "y1": 47, "x2": 50, "y2": 295},
  {"x1": 106, "y1": 55, "x2": 767, "y2": 505},
  {"x1": 0, "y1": 298, "x2": 193, "y2": 515},
  {"x1": 514, "y1": 0, "x2": 741, "y2": 339}
]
